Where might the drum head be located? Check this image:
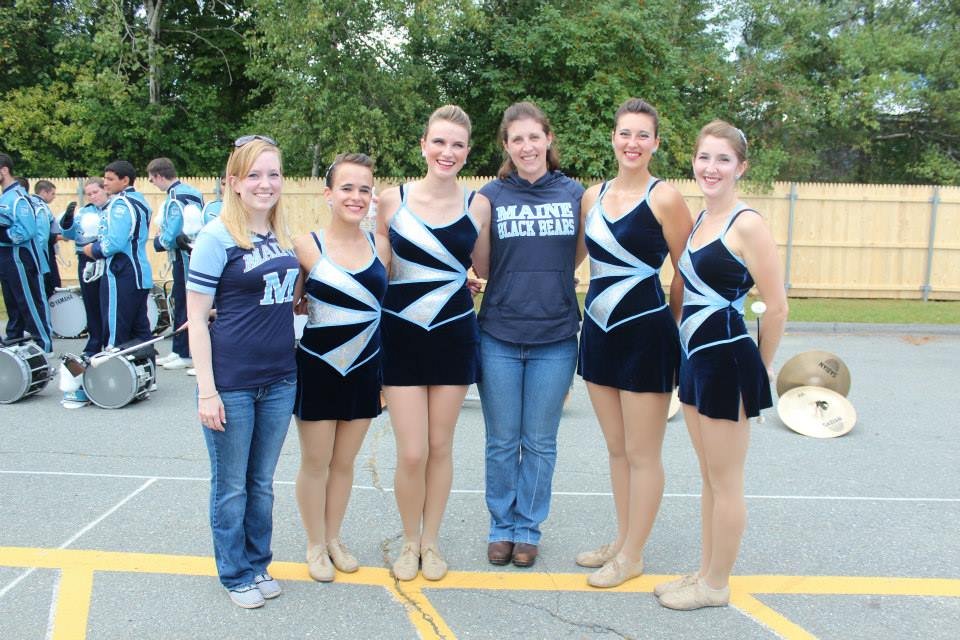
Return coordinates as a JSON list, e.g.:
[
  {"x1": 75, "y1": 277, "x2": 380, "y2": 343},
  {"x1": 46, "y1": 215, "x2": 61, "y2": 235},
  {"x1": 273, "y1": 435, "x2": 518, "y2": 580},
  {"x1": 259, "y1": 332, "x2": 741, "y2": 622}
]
[
  {"x1": 84, "y1": 356, "x2": 138, "y2": 409},
  {"x1": 147, "y1": 295, "x2": 159, "y2": 332},
  {"x1": 667, "y1": 388, "x2": 681, "y2": 420},
  {"x1": 0, "y1": 348, "x2": 30, "y2": 403},
  {"x1": 49, "y1": 291, "x2": 87, "y2": 338}
]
